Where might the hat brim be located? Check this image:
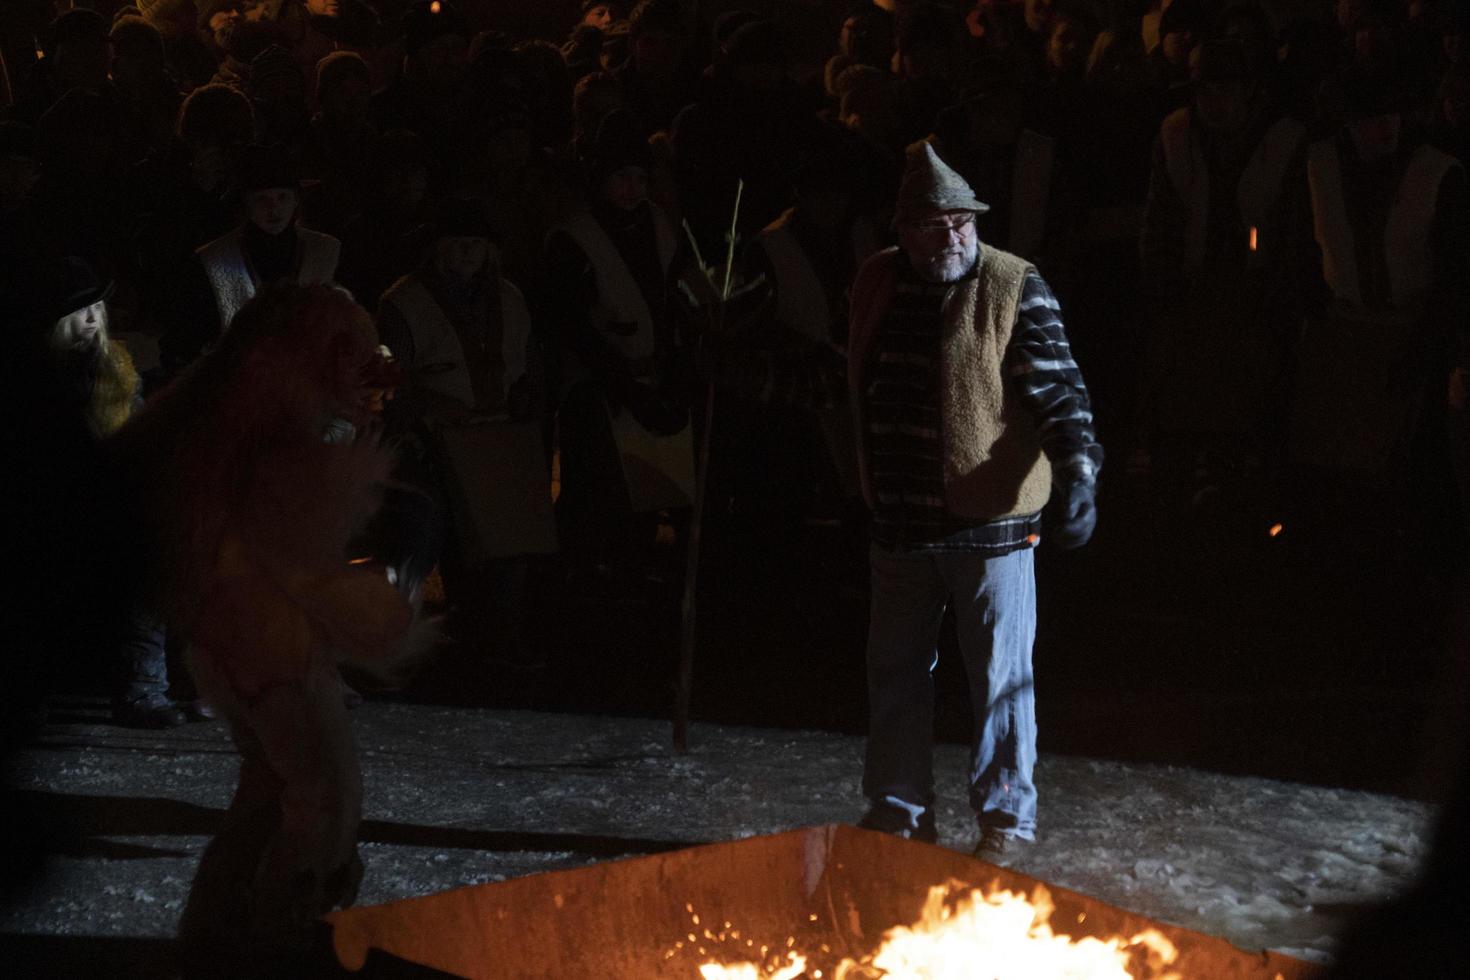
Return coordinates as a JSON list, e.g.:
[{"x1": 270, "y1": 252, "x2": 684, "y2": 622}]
[
  {"x1": 893, "y1": 200, "x2": 991, "y2": 228},
  {"x1": 63, "y1": 276, "x2": 116, "y2": 316}
]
